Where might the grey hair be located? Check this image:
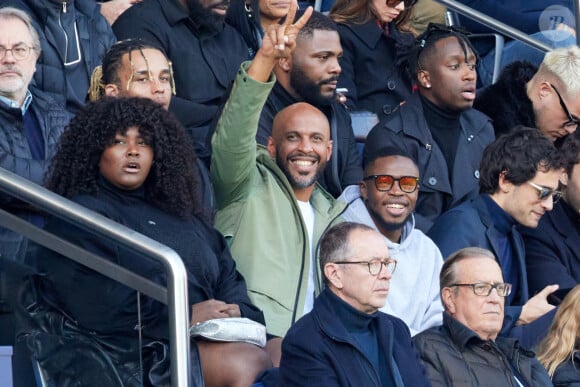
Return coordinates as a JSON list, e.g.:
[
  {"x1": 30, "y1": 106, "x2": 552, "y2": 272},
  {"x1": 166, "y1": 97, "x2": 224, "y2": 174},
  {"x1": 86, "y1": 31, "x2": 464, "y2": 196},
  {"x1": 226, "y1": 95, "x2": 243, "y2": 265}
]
[
  {"x1": 0, "y1": 7, "x2": 41, "y2": 52},
  {"x1": 439, "y1": 247, "x2": 497, "y2": 309},
  {"x1": 319, "y1": 222, "x2": 375, "y2": 285}
]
